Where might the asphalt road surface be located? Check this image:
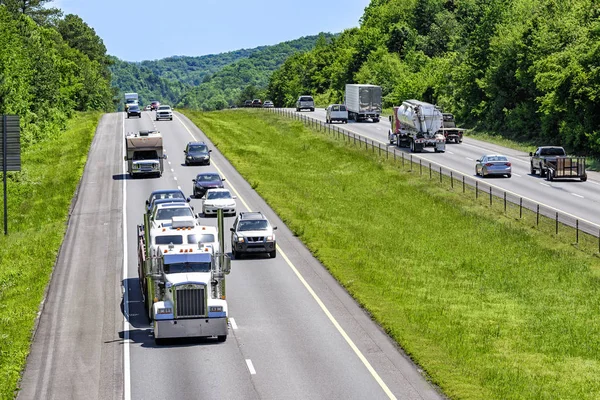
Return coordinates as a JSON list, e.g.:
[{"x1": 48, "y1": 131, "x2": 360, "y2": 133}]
[
  {"x1": 19, "y1": 111, "x2": 444, "y2": 400},
  {"x1": 287, "y1": 108, "x2": 600, "y2": 229}
]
